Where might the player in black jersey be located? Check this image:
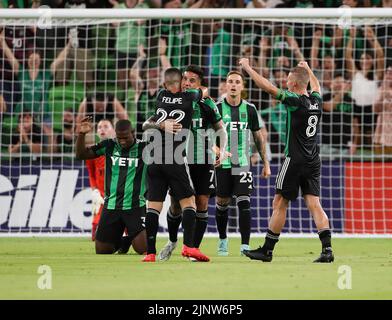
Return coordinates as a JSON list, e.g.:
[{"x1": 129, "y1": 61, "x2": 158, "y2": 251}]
[
  {"x1": 142, "y1": 67, "x2": 210, "y2": 262},
  {"x1": 239, "y1": 58, "x2": 334, "y2": 263},
  {"x1": 76, "y1": 118, "x2": 147, "y2": 256},
  {"x1": 157, "y1": 65, "x2": 228, "y2": 262}
]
